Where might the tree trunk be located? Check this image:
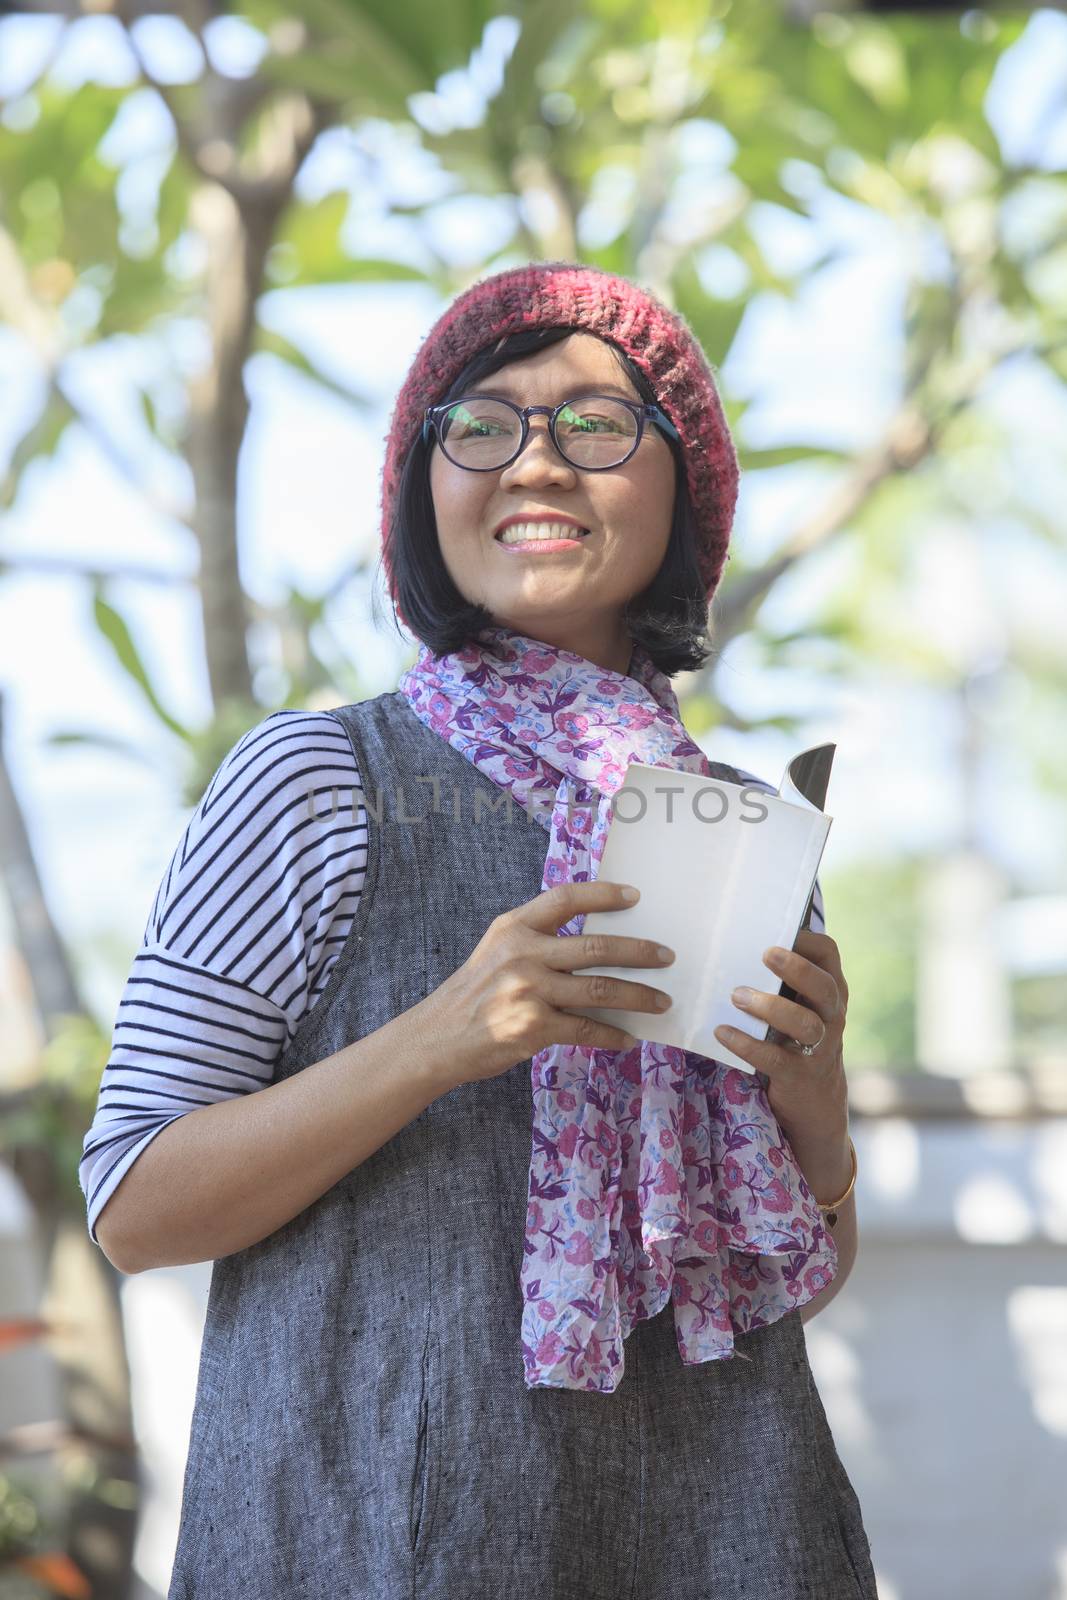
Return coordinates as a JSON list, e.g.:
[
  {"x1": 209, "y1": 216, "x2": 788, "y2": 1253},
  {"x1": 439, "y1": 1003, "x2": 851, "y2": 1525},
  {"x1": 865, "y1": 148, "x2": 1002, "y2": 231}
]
[{"x1": 0, "y1": 690, "x2": 139, "y2": 1598}]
